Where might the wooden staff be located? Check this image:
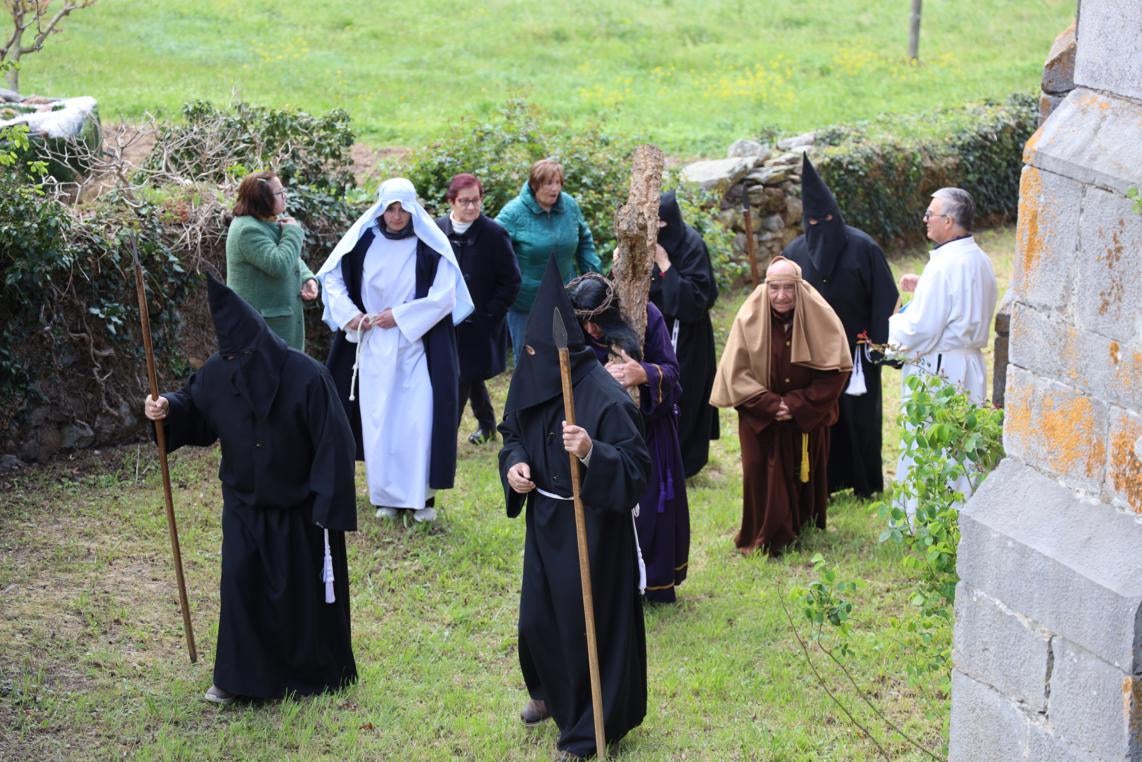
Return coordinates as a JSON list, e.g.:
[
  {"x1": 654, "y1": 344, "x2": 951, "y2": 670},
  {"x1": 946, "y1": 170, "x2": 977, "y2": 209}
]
[
  {"x1": 132, "y1": 243, "x2": 197, "y2": 663},
  {"x1": 742, "y1": 195, "x2": 761, "y2": 288},
  {"x1": 552, "y1": 308, "x2": 607, "y2": 760}
]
